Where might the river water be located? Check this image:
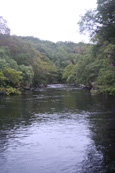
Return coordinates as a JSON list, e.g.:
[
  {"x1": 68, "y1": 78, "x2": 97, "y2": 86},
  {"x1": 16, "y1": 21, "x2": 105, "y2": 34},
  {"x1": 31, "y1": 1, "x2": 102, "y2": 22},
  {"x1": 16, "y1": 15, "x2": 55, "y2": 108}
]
[{"x1": 0, "y1": 84, "x2": 115, "y2": 173}]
